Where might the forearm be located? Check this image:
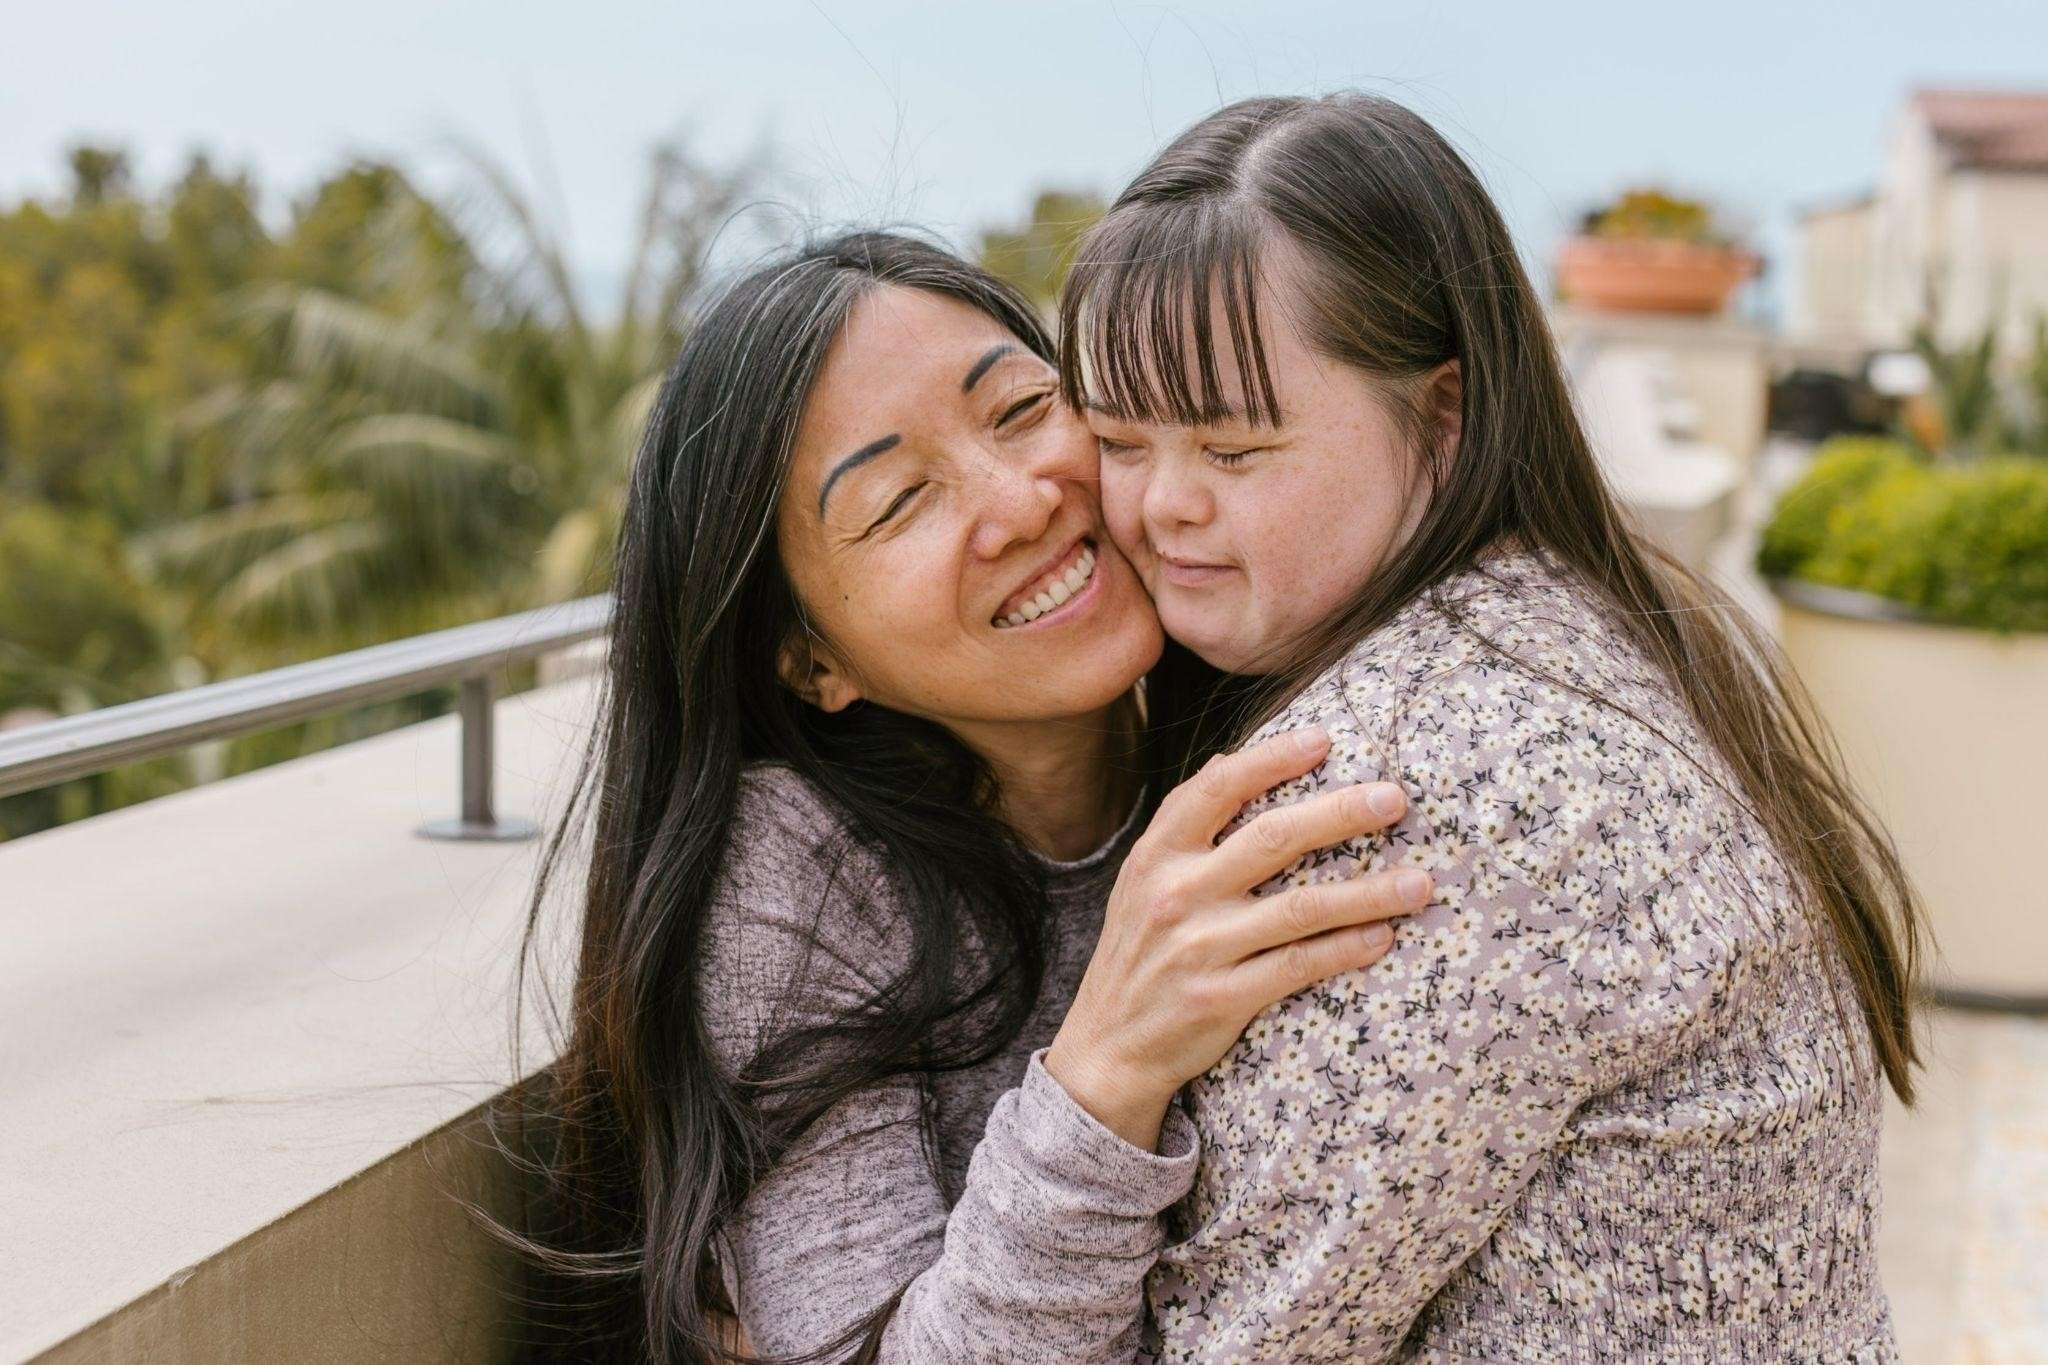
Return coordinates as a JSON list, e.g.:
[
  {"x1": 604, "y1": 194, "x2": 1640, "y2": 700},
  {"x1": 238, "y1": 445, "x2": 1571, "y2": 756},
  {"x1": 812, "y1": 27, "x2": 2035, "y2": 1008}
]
[
  {"x1": 730, "y1": 1057, "x2": 1197, "y2": 1363},
  {"x1": 1041, "y1": 1033, "x2": 1177, "y2": 1151},
  {"x1": 876, "y1": 1054, "x2": 1197, "y2": 1361}
]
